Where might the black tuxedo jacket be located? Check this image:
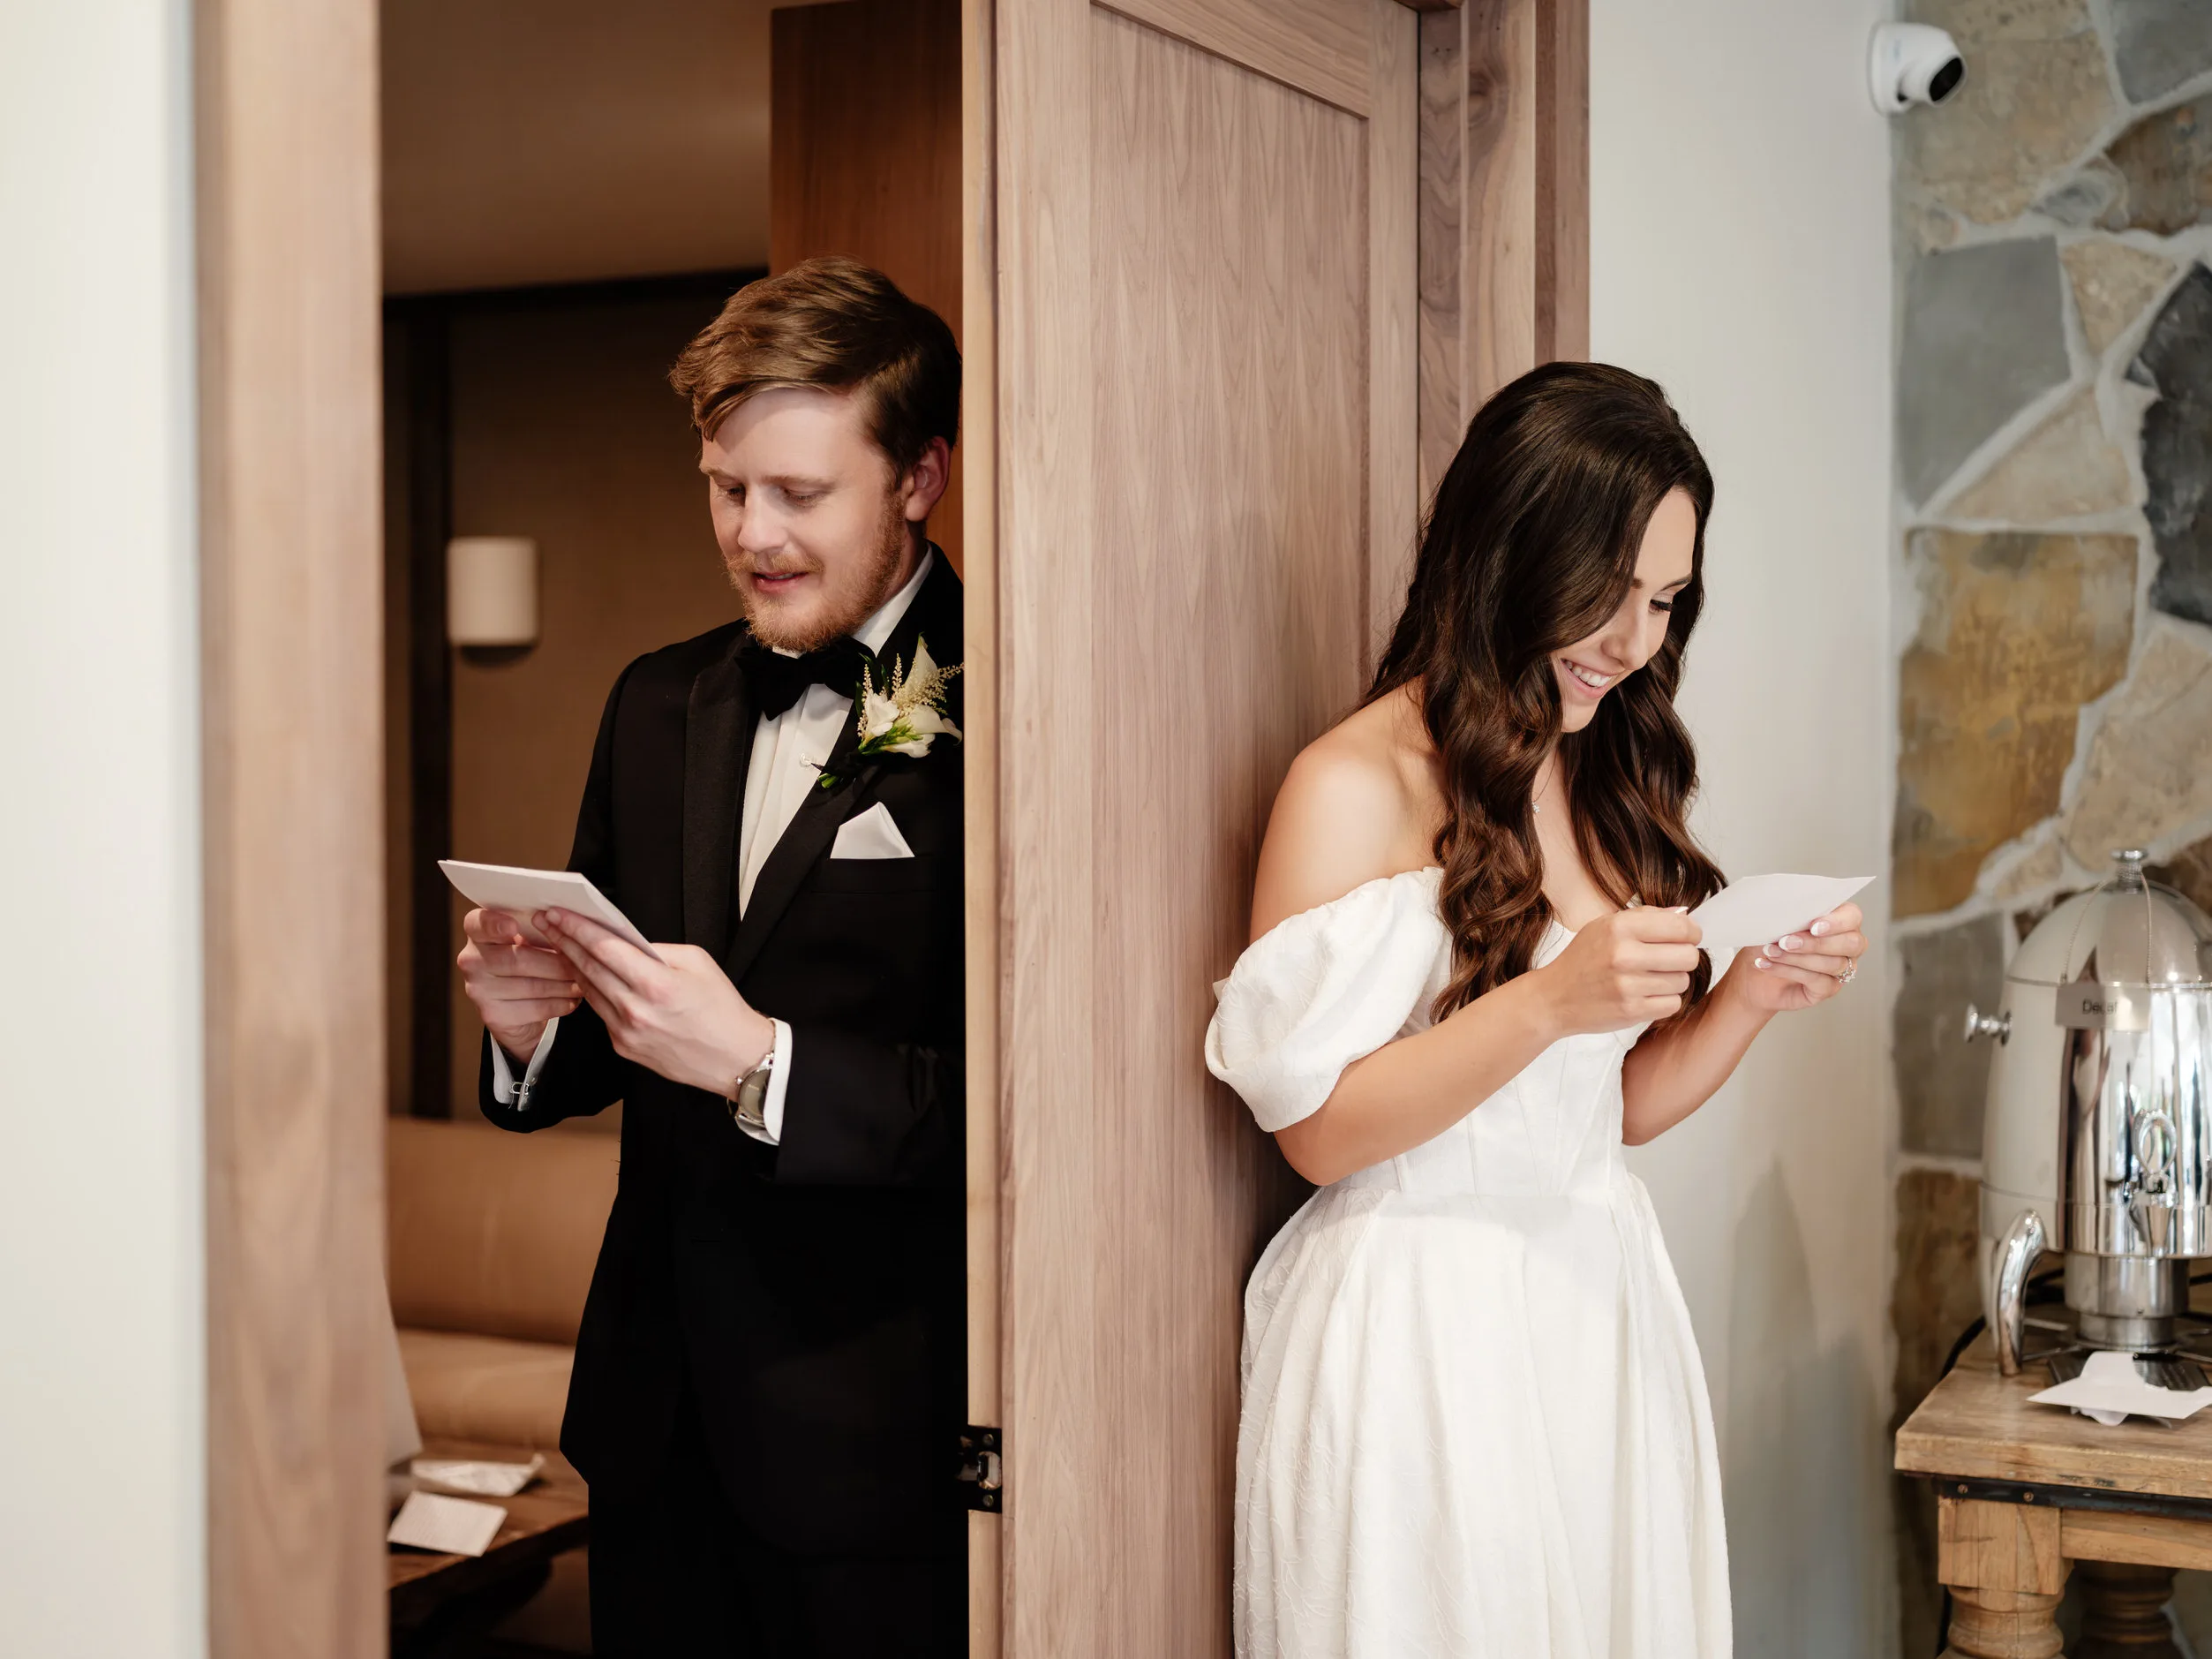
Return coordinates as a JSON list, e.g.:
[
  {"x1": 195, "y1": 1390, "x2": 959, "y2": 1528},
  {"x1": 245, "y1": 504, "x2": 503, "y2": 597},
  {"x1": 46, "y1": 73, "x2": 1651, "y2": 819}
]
[{"x1": 480, "y1": 556, "x2": 966, "y2": 1559}]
